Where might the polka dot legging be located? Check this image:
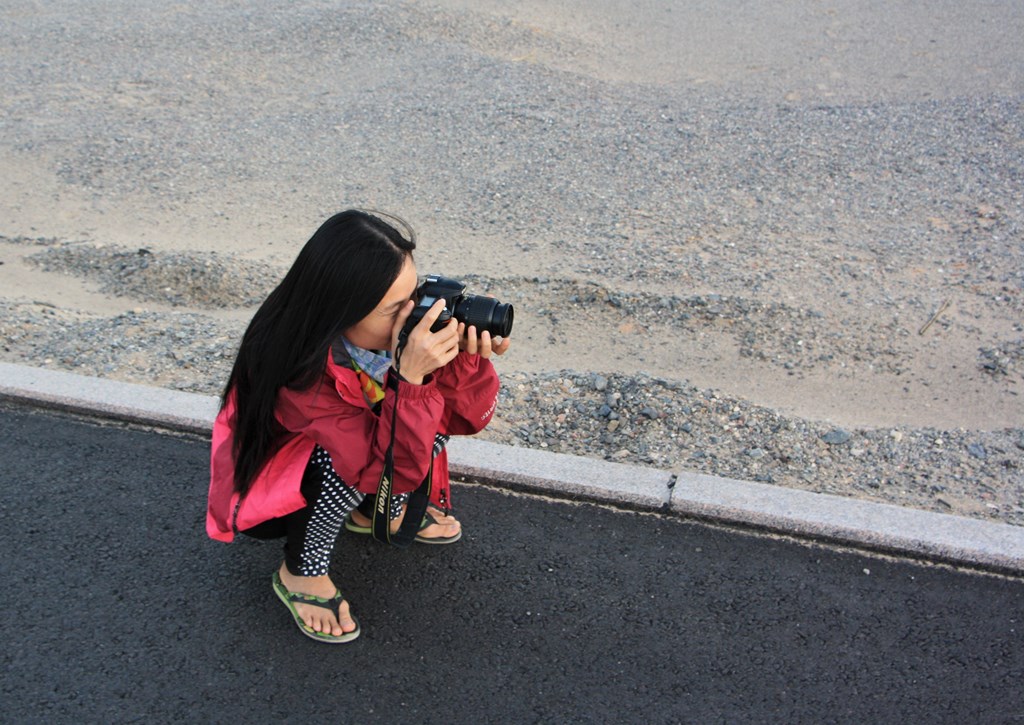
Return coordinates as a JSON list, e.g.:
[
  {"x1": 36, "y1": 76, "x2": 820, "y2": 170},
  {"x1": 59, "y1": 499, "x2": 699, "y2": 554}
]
[{"x1": 242, "y1": 445, "x2": 407, "y2": 577}]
